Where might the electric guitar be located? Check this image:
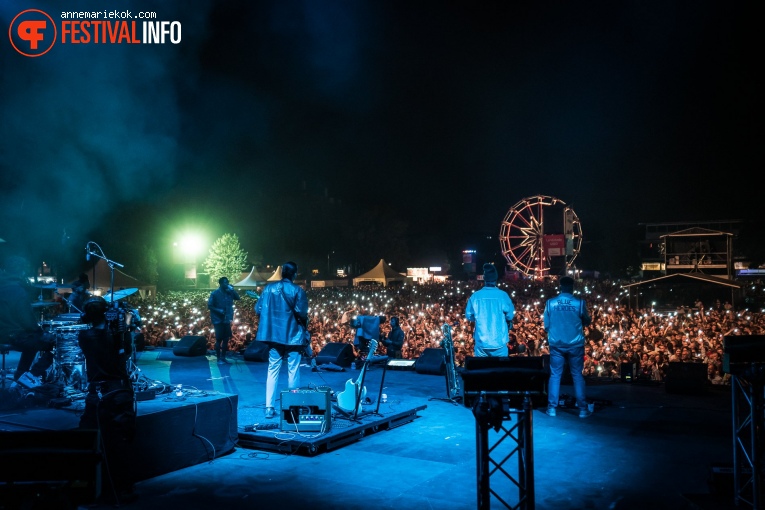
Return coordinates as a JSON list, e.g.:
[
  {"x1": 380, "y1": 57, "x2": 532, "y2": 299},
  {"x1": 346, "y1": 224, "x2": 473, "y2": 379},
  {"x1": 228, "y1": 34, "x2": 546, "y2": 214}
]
[{"x1": 336, "y1": 339, "x2": 378, "y2": 415}]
